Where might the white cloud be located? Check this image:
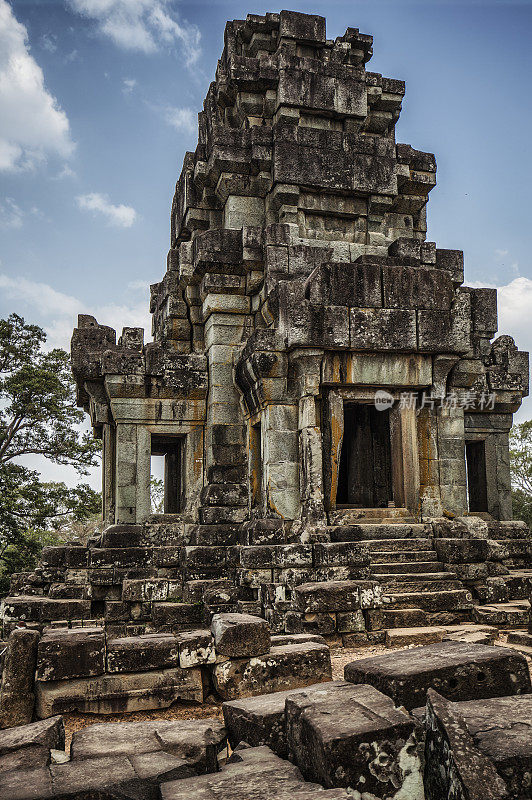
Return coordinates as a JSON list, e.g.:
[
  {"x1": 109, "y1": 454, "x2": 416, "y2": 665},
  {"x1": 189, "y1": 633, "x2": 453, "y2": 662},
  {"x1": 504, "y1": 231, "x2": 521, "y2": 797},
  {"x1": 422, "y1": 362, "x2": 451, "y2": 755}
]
[
  {"x1": 128, "y1": 279, "x2": 150, "y2": 291},
  {"x1": 0, "y1": 197, "x2": 24, "y2": 228},
  {"x1": 495, "y1": 248, "x2": 509, "y2": 259},
  {"x1": 41, "y1": 32, "x2": 57, "y2": 53},
  {"x1": 76, "y1": 192, "x2": 137, "y2": 227},
  {"x1": 55, "y1": 164, "x2": 77, "y2": 179},
  {"x1": 0, "y1": 272, "x2": 151, "y2": 351},
  {"x1": 122, "y1": 77, "x2": 137, "y2": 94},
  {"x1": 164, "y1": 105, "x2": 195, "y2": 134},
  {"x1": 67, "y1": 0, "x2": 201, "y2": 65},
  {"x1": 0, "y1": 0, "x2": 75, "y2": 171}
]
